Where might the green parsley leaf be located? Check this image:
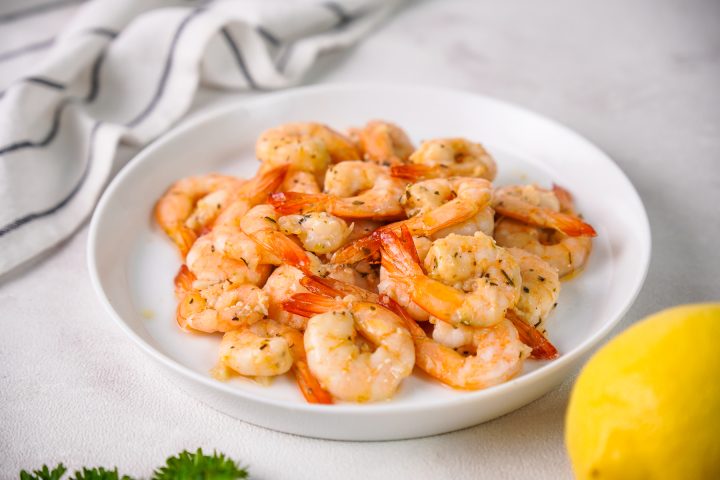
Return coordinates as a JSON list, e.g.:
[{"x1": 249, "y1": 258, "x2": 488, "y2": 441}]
[
  {"x1": 70, "y1": 467, "x2": 133, "y2": 480},
  {"x1": 20, "y1": 464, "x2": 67, "y2": 480},
  {"x1": 151, "y1": 449, "x2": 248, "y2": 480}
]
